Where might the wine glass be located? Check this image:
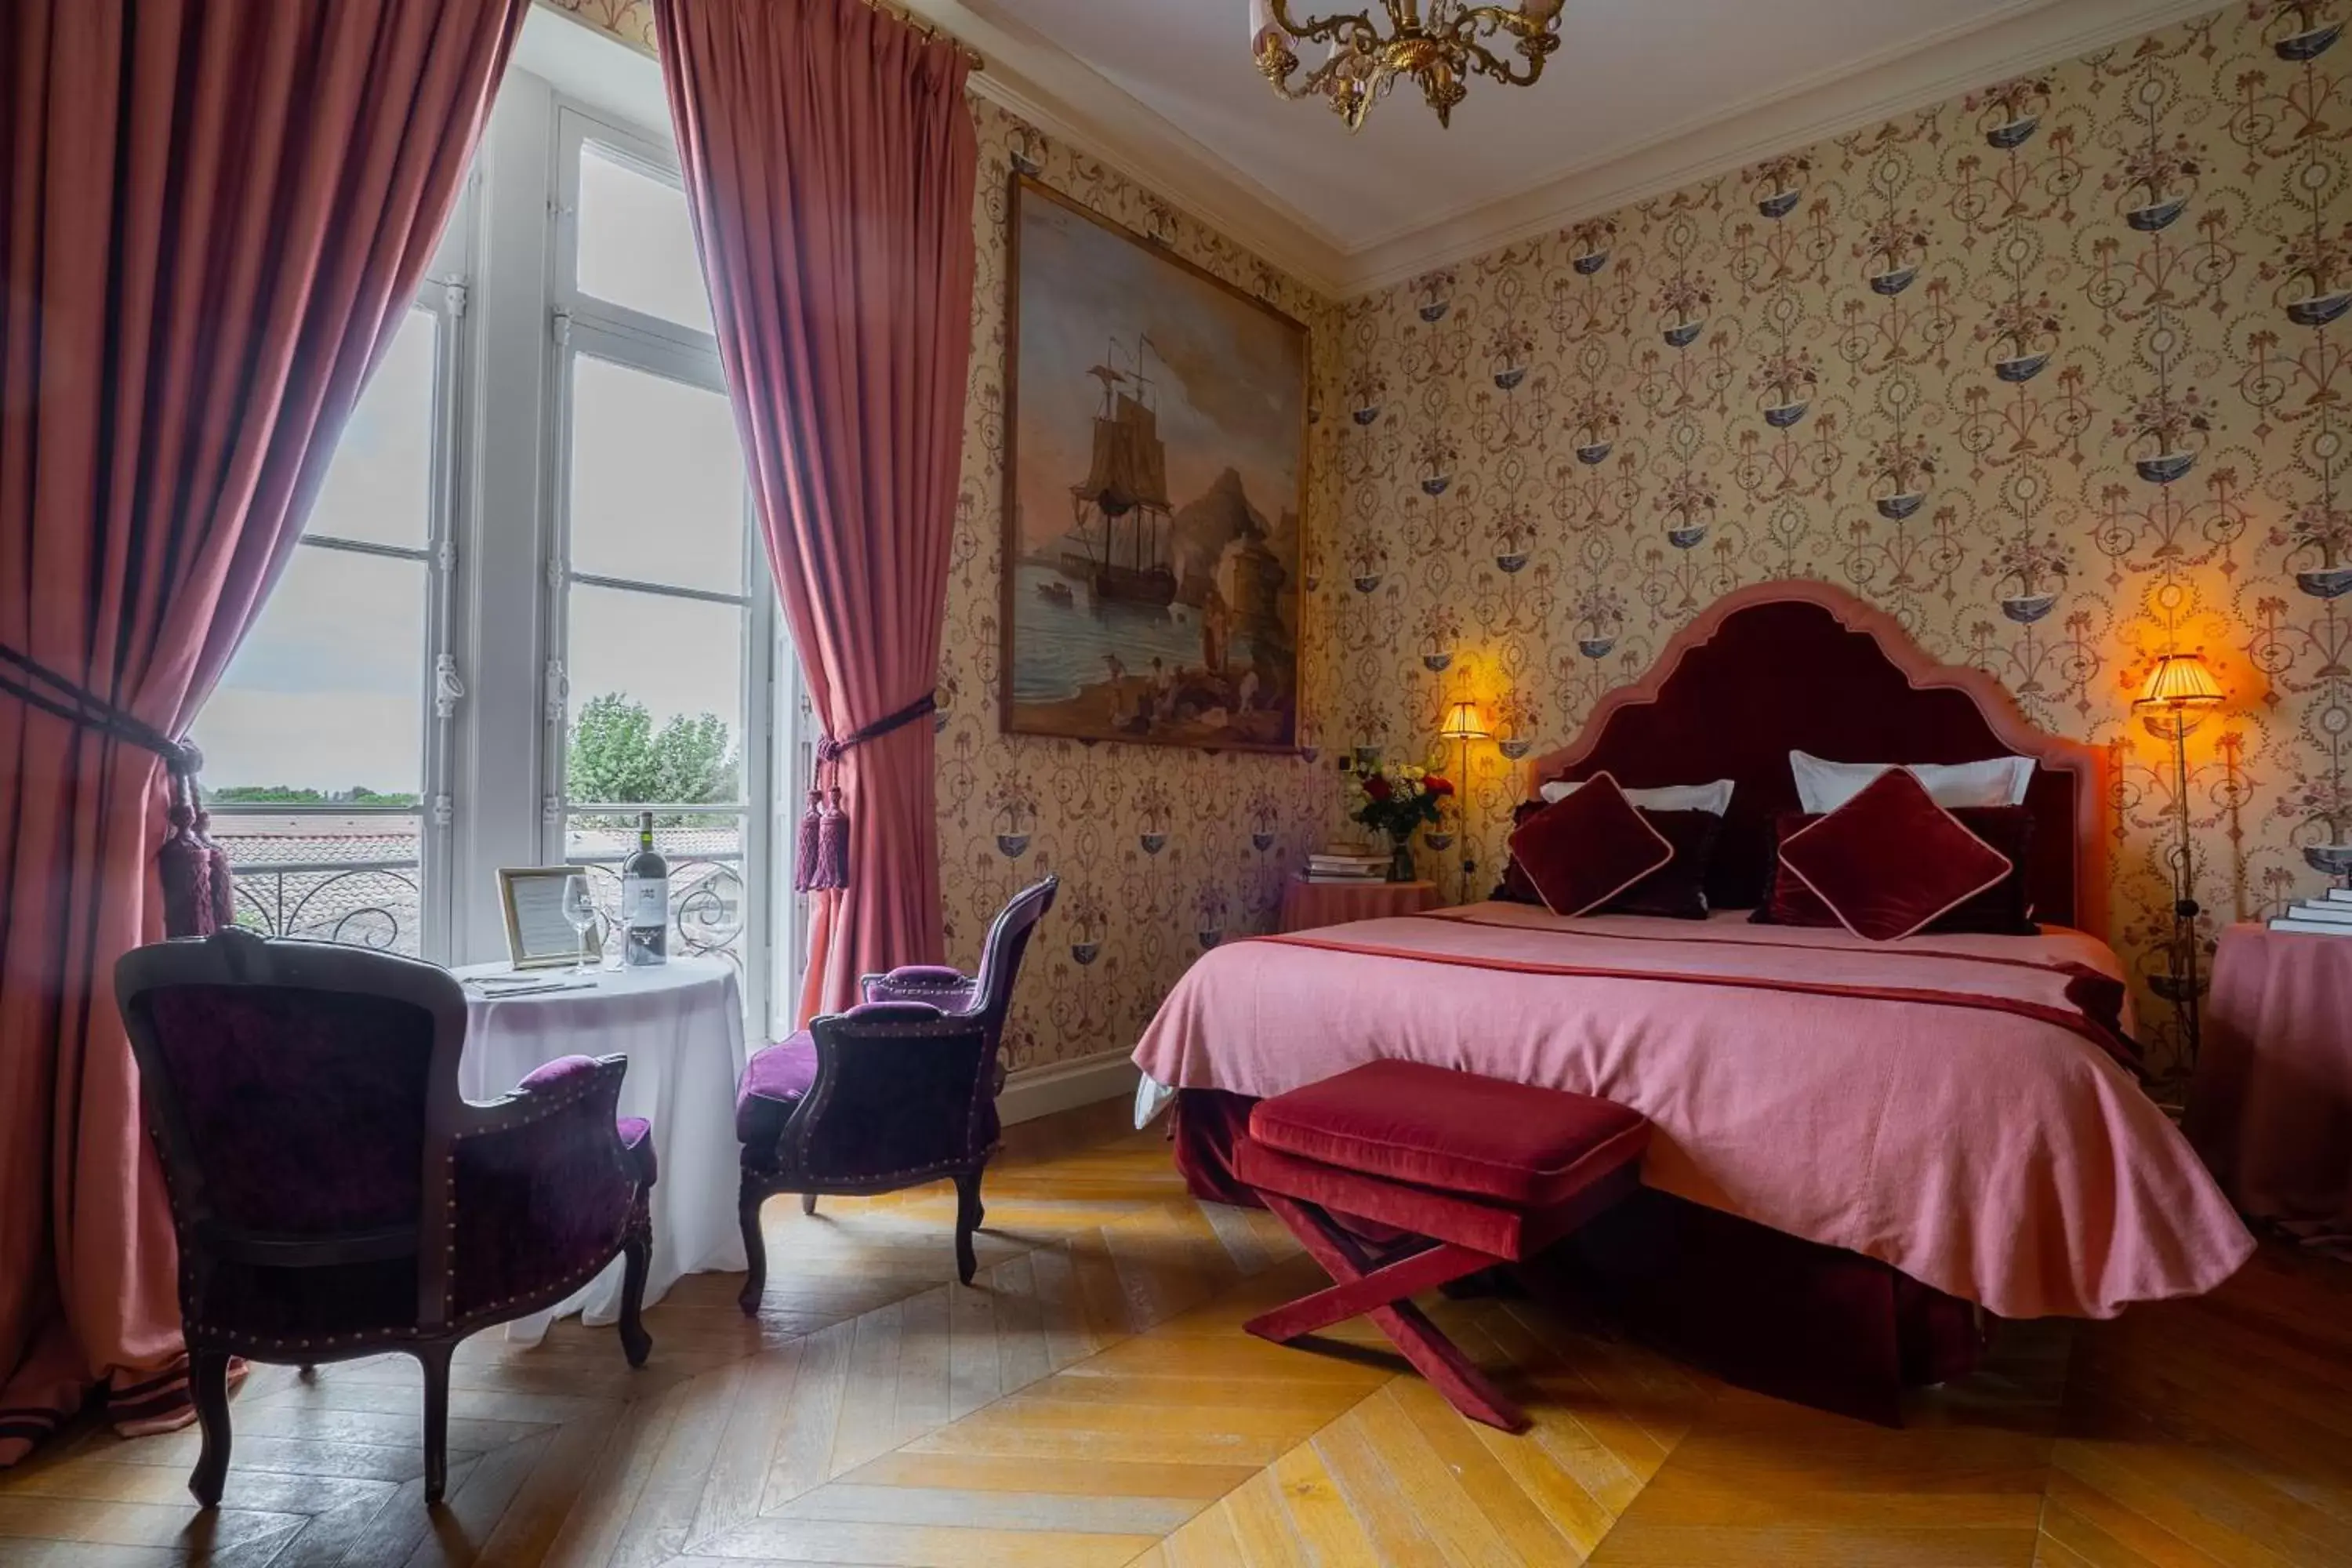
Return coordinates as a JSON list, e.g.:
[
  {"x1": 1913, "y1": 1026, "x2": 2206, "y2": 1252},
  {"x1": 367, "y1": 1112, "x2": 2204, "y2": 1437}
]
[{"x1": 561, "y1": 873, "x2": 597, "y2": 975}]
